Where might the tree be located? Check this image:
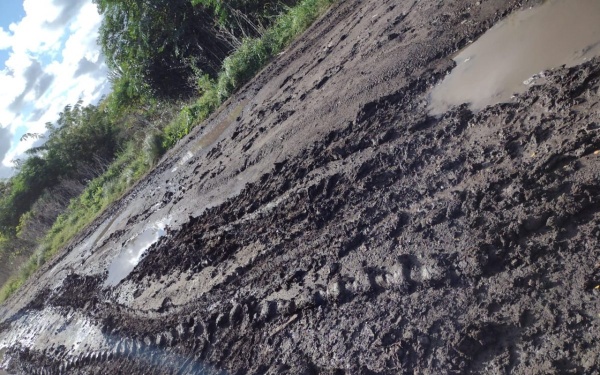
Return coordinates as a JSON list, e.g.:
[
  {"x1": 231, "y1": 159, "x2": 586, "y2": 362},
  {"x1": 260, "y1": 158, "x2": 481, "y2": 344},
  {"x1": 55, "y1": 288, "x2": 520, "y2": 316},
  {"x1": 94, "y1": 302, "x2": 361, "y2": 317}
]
[
  {"x1": 95, "y1": 0, "x2": 233, "y2": 99},
  {"x1": 0, "y1": 101, "x2": 121, "y2": 236}
]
